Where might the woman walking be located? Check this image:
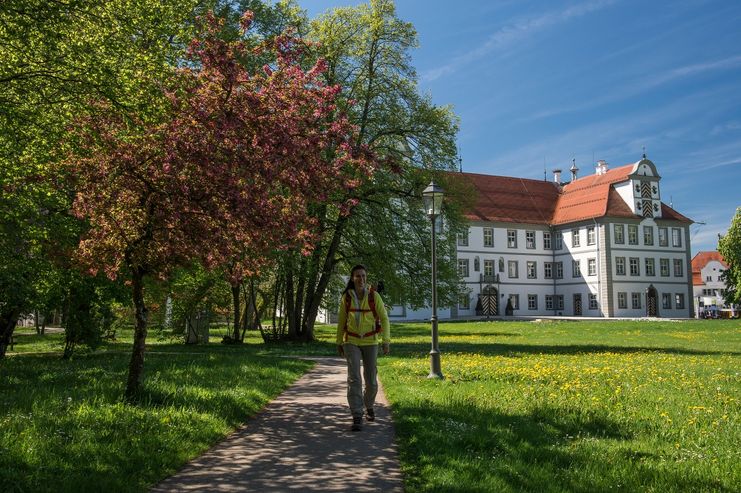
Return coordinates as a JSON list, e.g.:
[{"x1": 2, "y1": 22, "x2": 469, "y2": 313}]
[{"x1": 336, "y1": 264, "x2": 390, "y2": 431}]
